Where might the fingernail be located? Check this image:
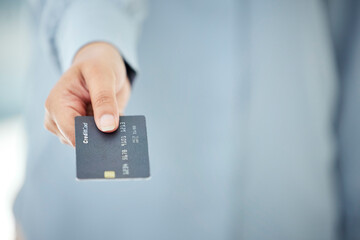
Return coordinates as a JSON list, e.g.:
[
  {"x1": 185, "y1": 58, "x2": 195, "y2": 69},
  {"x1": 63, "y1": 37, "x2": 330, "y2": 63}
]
[{"x1": 100, "y1": 114, "x2": 116, "y2": 132}]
